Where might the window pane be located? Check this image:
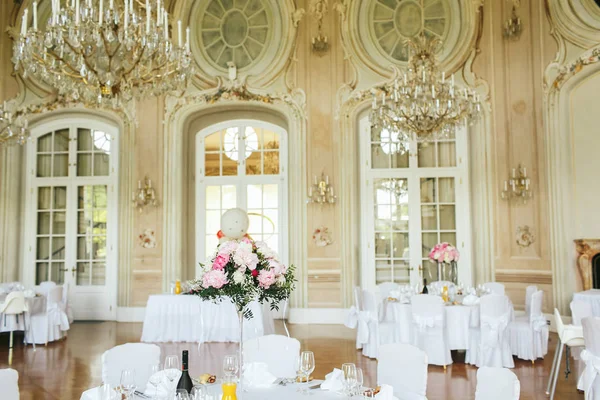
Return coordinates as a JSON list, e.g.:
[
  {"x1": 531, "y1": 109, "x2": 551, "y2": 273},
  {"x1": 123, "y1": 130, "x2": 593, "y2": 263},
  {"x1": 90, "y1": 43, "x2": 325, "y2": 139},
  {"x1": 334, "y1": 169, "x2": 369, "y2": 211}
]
[
  {"x1": 77, "y1": 154, "x2": 93, "y2": 176},
  {"x1": 439, "y1": 205, "x2": 456, "y2": 230},
  {"x1": 266, "y1": 233, "x2": 278, "y2": 252},
  {"x1": 38, "y1": 187, "x2": 52, "y2": 210},
  {"x1": 263, "y1": 184, "x2": 278, "y2": 208},
  {"x1": 418, "y1": 142, "x2": 436, "y2": 167},
  {"x1": 53, "y1": 154, "x2": 69, "y2": 177},
  {"x1": 38, "y1": 133, "x2": 53, "y2": 152},
  {"x1": 92, "y1": 237, "x2": 107, "y2": 259},
  {"x1": 371, "y1": 145, "x2": 388, "y2": 168},
  {"x1": 54, "y1": 187, "x2": 67, "y2": 209},
  {"x1": 248, "y1": 211, "x2": 263, "y2": 235},
  {"x1": 37, "y1": 237, "x2": 50, "y2": 259},
  {"x1": 246, "y1": 151, "x2": 261, "y2": 175},
  {"x1": 263, "y1": 209, "x2": 278, "y2": 233},
  {"x1": 222, "y1": 186, "x2": 236, "y2": 209},
  {"x1": 375, "y1": 233, "x2": 391, "y2": 257},
  {"x1": 53, "y1": 212, "x2": 66, "y2": 234},
  {"x1": 439, "y1": 178, "x2": 455, "y2": 203},
  {"x1": 420, "y1": 178, "x2": 436, "y2": 203},
  {"x1": 36, "y1": 263, "x2": 49, "y2": 284},
  {"x1": 392, "y1": 233, "x2": 409, "y2": 258},
  {"x1": 421, "y1": 205, "x2": 438, "y2": 230},
  {"x1": 206, "y1": 210, "x2": 221, "y2": 232},
  {"x1": 94, "y1": 153, "x2": 110, "y2": 176},
  {"x1": 91, "y1": 263, "x2": 106, "y2": 285},
  {"x1": 222, "y1": 155, "x2": 237, "y2": 176},
  {"x1": 50, "y1": 262, "x2": 65, "y2": 284},
  {"x1": 247, "y1": 185, "x2": 262, "y2": 209},
  {"x1": 78, "y1": 211, "x2": 92, "y2": 234},
  {"x1": 76, "y1": 262, "x2": 90, "y2": 286},
  {"x1": 206, "y1": 186, "x2": 221, "y2": 209},
  {"x1": 392, "y1": 261, "x2": 410, "y2": 283},
  {"x1": 422, "y1": 233, "x2": 438, "y2": 258},
  {"x1": 392, "y1": 204, "x2": 409, "y2": 230},
  {"x1": 263, "y1": 151, "x2": 279, "y2": 175},
  {"x1": 78, "y1": 186, "x2": 93, "y2": 209},
  {"x1": 376, "y1": 260, "x2": 392, "y2": 284},
  {"x1": 263, "y1": 129, "x2": 279, "y2": 149},
  {"x1": 438, "y1": 142, "x2": 456, "y2": 167},
  {"x1": 93, "y1": 186, "x2": 107, "y2": 207},
  {"x1": 54, "y1": 129, "x2": 70, "y2": 152},
  {"x1": 78, "y1": 129, "x2": 93, "y2": 151},
  {"x1": 205, "y1": 131, "x2": 221, "y2": 152},
  {"x1": 391, "y1": 152, "x2": 409, "y2": 168},
  {"x1": 77, "y1": 237, "x2": 91, "y2": 260},
  {"x1": 37, "y1": 155, "x2": 52, "y2": 177},
  {"x1": 205, "y1": 153, "x2": 220, "y2": 176},
  {"x1": 51, "y1": 236, "x2": 65, "y2": 259},
  {"x1": 38, "y1": 212, "x2": 51, "y2": 235},
  {"x1": 440, "y1": 232, "x2": 457, "y2": 247}
]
